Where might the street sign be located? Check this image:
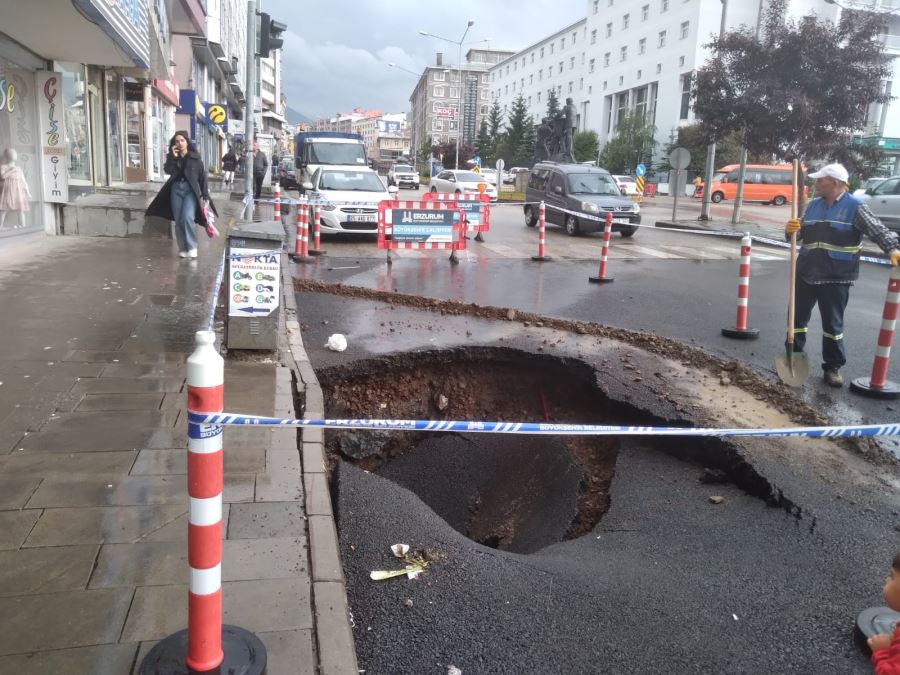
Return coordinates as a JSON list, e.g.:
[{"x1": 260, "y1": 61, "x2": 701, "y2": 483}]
[
  {"x1": 669, "y1": 147, "x2": 691, "y2": 170},
  {"x1": 635, "y1": 163, "x2": 646, "y2": 177},
  {"x1": 496, "y1": 158, "x2": 505, "y2": 172},
  {"x1": 228, "y1": 248, "x2": 280, "y2": 318},
  {"x1": 636, "y1": 176, "x2": 645, "y2": 194},
  {"x1": 473, "y1": 155, "x2": 481, "y2": 167}
]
